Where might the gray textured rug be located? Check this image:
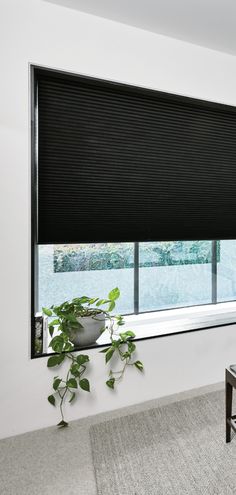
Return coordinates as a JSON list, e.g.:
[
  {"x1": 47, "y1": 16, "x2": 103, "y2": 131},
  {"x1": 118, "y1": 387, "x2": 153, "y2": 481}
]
[{"x1": 90, "y1": 390, "x2": 236, "y2": 495}]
